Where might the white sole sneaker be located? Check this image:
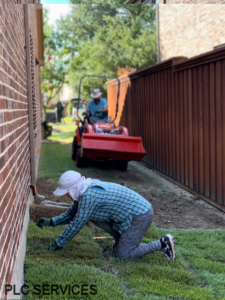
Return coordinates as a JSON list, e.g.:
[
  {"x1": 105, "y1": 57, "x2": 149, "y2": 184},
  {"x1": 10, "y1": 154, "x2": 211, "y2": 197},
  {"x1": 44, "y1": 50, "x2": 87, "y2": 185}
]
[{"x1": 160, "y1": 234, "x2": 176, "y2": 260}]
